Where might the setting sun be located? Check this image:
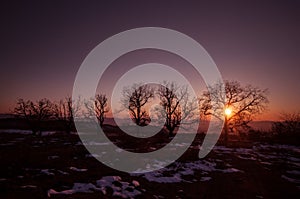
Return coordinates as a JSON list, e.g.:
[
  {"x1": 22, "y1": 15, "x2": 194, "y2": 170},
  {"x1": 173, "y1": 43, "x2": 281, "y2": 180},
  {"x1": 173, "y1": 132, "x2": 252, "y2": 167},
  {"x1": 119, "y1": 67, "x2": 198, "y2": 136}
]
[{"x1": 225, "y1": 108, "x2": 232, "y2": 116}]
